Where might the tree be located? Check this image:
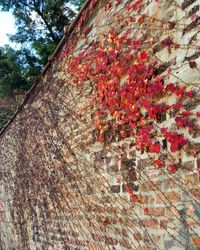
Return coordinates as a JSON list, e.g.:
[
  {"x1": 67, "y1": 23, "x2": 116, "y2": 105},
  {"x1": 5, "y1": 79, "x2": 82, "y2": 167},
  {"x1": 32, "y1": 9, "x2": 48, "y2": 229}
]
[
  {"x1": 0, "y1": 1, "x2": 83, "y2": 131},
  {"x1": 0, "y1": 0, "x2": 83, "y2": 65},
  {"x1": 0, "y1": 46, "x2": 31, "y2": 97},
  {"x1": 0, "y1": 0, "x2": 83, "y2": 98}
]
